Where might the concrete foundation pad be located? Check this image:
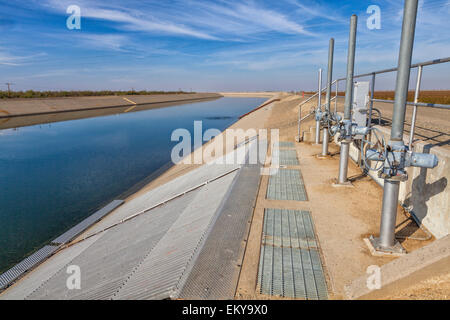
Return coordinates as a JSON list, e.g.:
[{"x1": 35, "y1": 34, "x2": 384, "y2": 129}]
[
  {"x1": 363, "y1": 238, "x2": 406, "y2": 257},
  {"x1": 331, "y1": 179, "x2": 354, "y2": 188}
]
